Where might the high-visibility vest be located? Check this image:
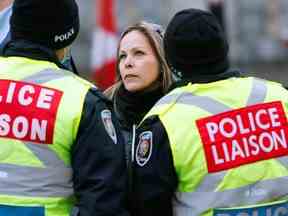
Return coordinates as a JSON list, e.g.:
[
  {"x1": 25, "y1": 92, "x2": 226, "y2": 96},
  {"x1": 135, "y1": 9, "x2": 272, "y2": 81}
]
[
  {"x1": 0, "y1": 56, "x2": 93, "y2": 216},
  {"x1": 145, "y1": 77, "x2": 288, "y2": 216}
]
